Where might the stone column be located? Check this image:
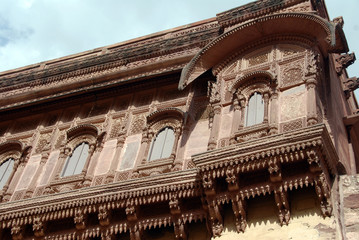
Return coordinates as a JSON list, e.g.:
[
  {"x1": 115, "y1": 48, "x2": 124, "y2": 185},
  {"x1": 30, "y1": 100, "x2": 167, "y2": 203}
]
[
  {"x1": 230, "y1": 98, "x2": 241, "y2": 144},
  {"x1": 306, "y1": 78, "x2": 318, "y2": 126},
  {"x1": 269, "y1": 92, "x2": 278, "y2": 134},
  {"x1": 263, "y1": 92, "x2": 270, "y2": 123},
  {"x1": 238, "y1": 98, "x2": 246, "y2": 129},
  {"x1": 207, "y1": 104, "x2": 221, "y2": 150},
  {"x1": 133, "y1": 131, "x2": 151, "y2": 171},
  {"x1": 172, "y1": 127, "x2": 184, "y2": 171},
  {"x1": 81, "y1": 143, "x2": 96, "y2": 187}
]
